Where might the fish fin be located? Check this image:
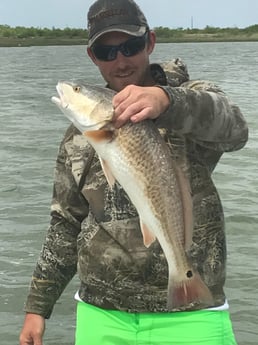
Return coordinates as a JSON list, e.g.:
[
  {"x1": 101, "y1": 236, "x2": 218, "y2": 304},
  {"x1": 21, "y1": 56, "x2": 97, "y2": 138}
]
[
  {"x1": 140, "y1": 220, "x2": 156, "y2": 248},
  {"x1": 175, "y1": 165, "x2": 193, "y2": 251},
  {"x1": 167, "y1": 271, "x2": 214, "y2": 310},
  {"x1": 99, "y1": 158, "x2": 116, "y2": 188},
  {"x1": 83, "y1": 129, "x2": 114, "y2": 142}
]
